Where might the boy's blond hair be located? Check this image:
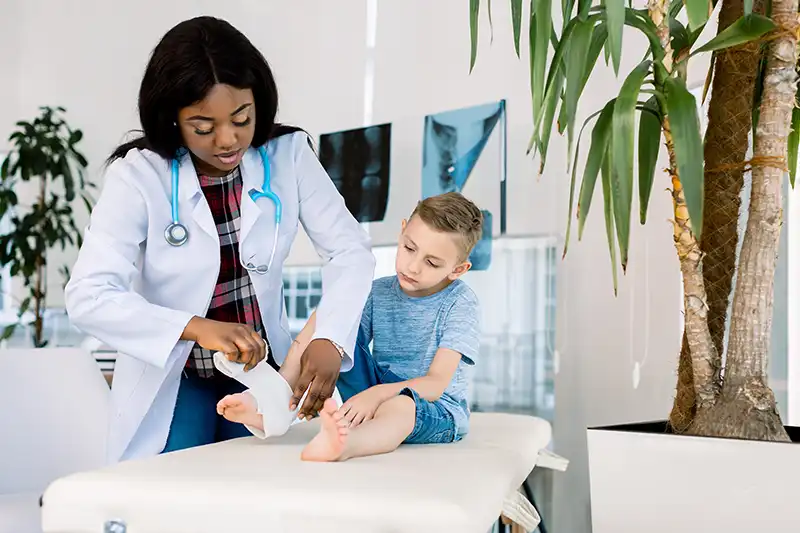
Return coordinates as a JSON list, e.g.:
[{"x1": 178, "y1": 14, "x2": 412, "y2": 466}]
[{"x1": 409, "y1": 192, "x2": 484, "y2": 261}]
